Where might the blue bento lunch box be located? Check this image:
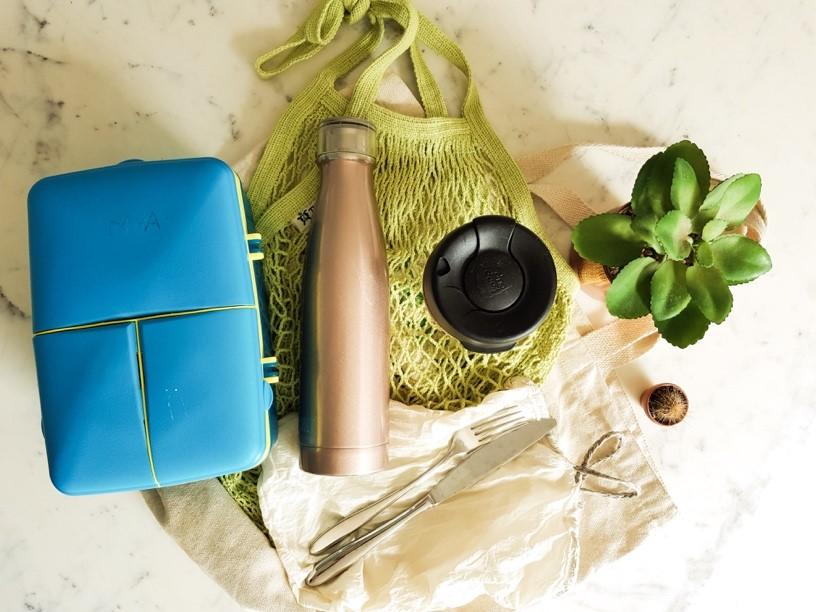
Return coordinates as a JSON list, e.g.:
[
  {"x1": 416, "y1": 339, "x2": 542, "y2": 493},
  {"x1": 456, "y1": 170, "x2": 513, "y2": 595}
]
[{"x1": 28, "y1": 157, "x2": 278, "y2": 495}]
